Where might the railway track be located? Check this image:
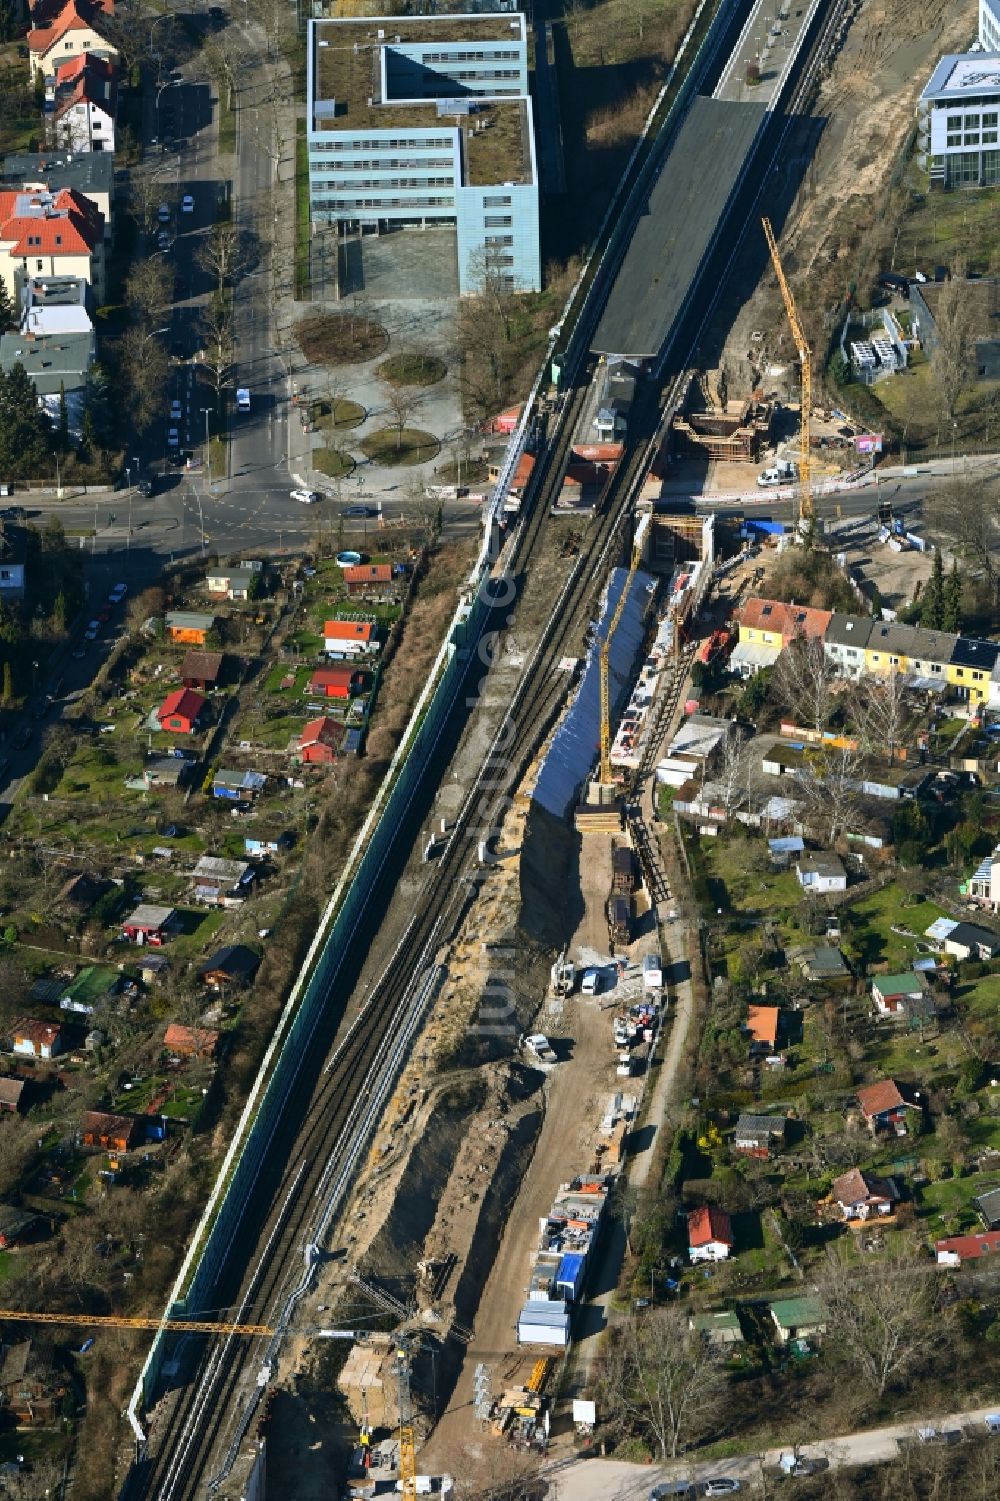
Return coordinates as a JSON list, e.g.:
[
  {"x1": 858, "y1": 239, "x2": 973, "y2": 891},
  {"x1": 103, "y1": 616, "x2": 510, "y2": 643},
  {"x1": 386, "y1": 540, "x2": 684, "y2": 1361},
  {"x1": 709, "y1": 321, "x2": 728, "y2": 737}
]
[{"x1": 128, "y1": 1, "x2": 852, "y2": 1492}]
